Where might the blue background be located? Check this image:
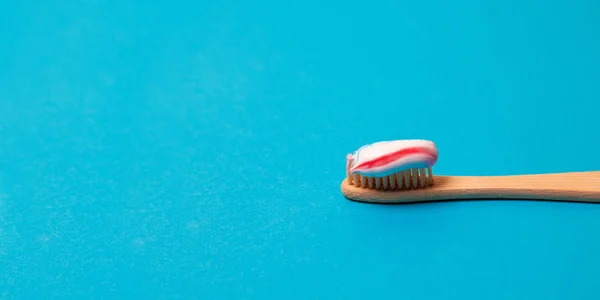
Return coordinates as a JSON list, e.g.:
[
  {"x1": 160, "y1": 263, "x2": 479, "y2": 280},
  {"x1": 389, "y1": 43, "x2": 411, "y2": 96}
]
[{"x1": 1, "y1": 0, "x2": 600, "y2": 299}]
